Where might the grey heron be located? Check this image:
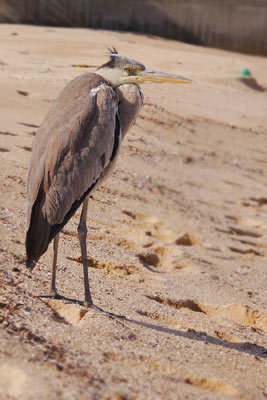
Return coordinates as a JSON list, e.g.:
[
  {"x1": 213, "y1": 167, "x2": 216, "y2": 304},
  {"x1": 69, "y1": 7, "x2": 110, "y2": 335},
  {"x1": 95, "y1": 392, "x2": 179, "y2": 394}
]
[{"x1": 25, "y1": 49, "x2": 191, "y2": 307}]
